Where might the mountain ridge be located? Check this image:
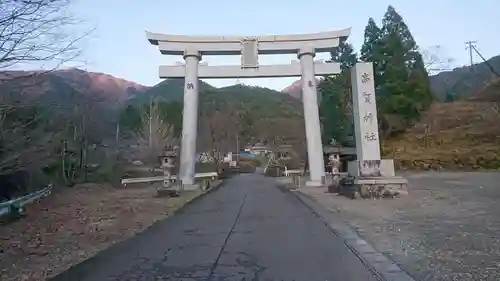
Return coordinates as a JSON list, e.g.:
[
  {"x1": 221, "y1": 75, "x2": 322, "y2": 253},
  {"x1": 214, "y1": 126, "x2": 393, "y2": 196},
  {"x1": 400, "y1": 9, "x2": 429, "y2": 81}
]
[
  {"x1": 281, "y1": 55, "x2": 500, "y2": 101},
  {"x1": 0, "y1": 68, "x2": 150, "y2": 104}
]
